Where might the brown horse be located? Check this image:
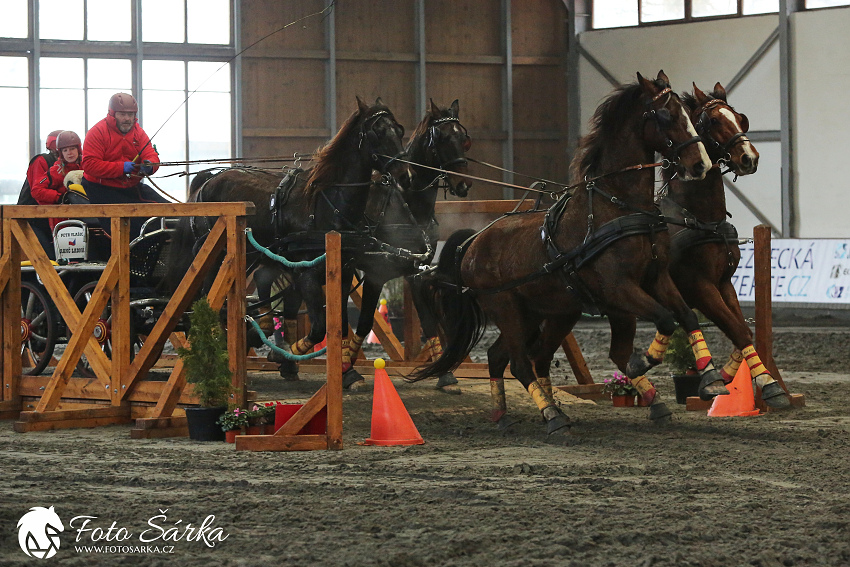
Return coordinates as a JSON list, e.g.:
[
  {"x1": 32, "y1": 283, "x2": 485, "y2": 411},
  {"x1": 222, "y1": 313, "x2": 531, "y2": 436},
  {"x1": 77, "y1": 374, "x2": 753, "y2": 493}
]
[
  {"x1": 483, "y1": 81, "x2": 788, "y2": 427},
  {"x1": 412, "y1": 71, "x2": 718, "y2": 435}
]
